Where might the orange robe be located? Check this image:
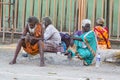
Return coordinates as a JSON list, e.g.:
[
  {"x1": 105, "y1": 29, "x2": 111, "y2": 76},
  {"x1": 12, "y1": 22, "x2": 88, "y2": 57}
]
[
  {"x1": 94, "y1": 26, "x2": 111, "y2": 49},
  {"x1": 23, "y1": 23, "x2": 44, "y2": 55}
]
